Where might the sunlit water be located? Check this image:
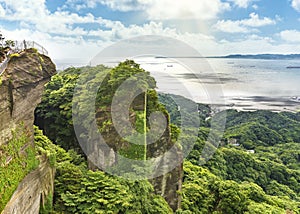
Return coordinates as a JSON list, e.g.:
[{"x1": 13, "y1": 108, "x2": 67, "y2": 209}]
[
  {"x1": 67, "y1": 56, "x2": 300, "y2": 112},
  {"x1": 138, "y1": 57, "x2": 300, "y2": 112}
]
